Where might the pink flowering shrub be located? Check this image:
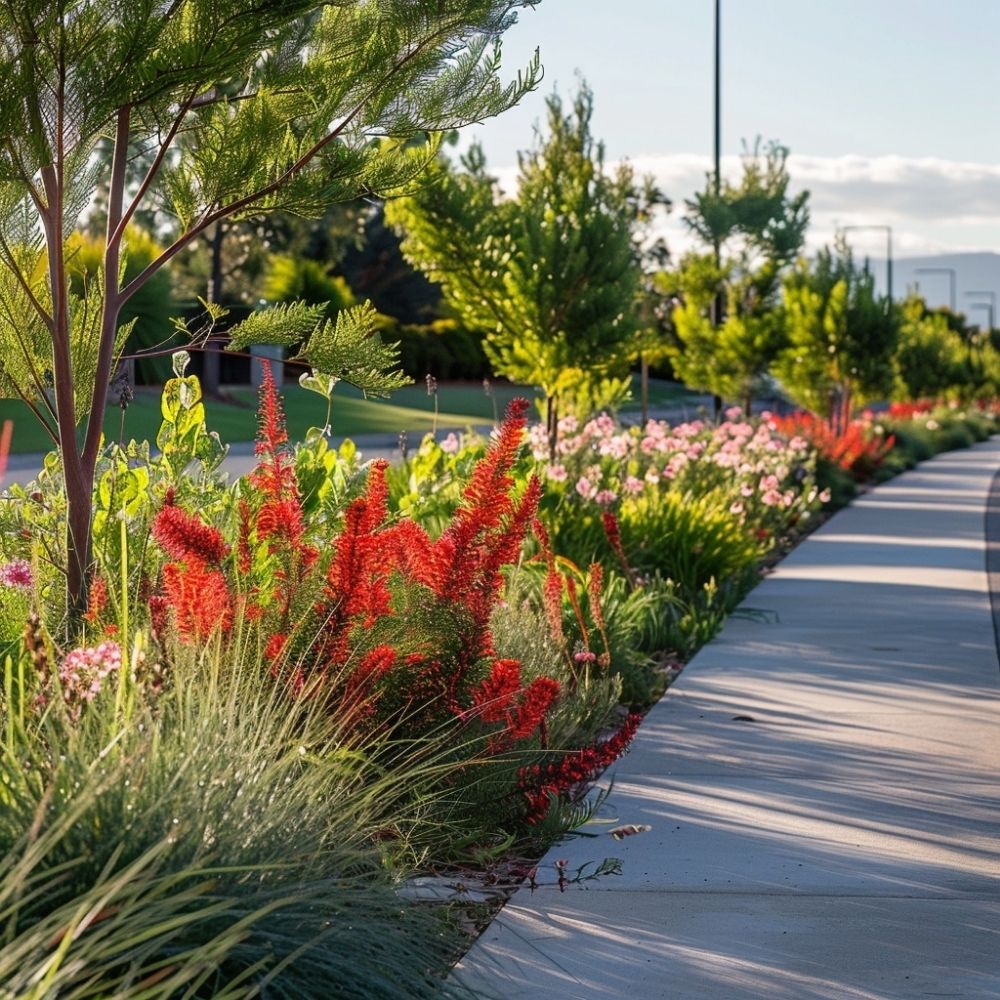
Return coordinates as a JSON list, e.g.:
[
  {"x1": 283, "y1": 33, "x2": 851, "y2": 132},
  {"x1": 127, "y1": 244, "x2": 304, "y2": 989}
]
[
  {"x1": 528, "y1": 407, "x2": 822, "y2": 532},
  {"x1": 0, "y1": 558, "x2": 32, "y2": 650},
  {"x1": 56, "y1": 640, "x2": 122, "y2": 720},
  {"x1": 391, "y1": 409, "x2": 826, "y2": 691},
  {"x1": 519, "y1": 409, "x2": 826, "y2": 586}
]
